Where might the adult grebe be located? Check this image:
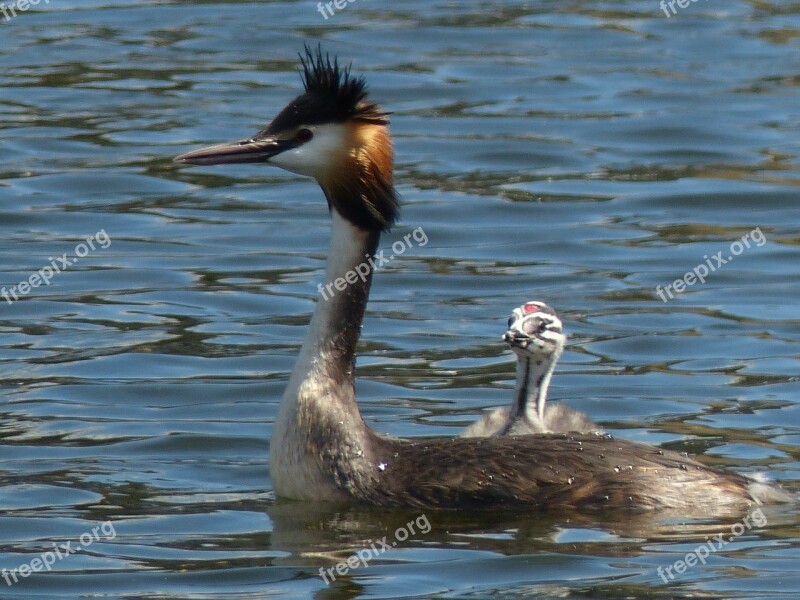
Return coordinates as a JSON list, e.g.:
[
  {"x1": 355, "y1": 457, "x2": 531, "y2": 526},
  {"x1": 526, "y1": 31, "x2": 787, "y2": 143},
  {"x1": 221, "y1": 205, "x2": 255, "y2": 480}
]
[
  {"x1": 175, "y1": 47, "x2": 789, "y2": 512},
  {"x1": 462, "y1": 301, "x2": 600, "y2": 437}
]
